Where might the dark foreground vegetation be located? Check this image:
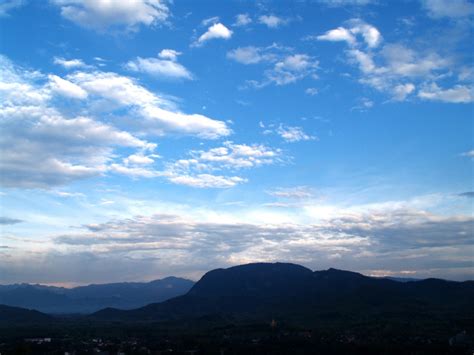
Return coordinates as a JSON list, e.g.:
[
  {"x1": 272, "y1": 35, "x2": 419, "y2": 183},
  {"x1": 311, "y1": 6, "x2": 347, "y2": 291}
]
[{"x1": 1, "y1": 263, "x2": 473, "y2": 354}]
